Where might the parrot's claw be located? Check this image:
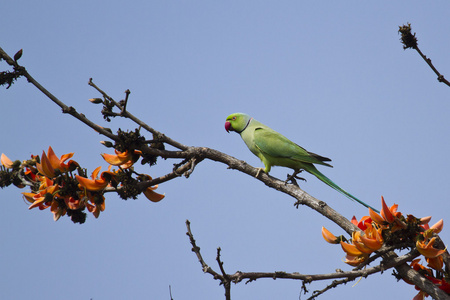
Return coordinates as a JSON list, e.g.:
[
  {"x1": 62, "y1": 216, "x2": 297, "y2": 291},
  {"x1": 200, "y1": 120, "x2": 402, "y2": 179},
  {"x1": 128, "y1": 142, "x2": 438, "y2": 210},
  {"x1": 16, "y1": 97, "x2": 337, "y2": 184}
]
[
  {"x1": 285, "y1": 170, "x2": 306, "y2": 186},
  {"x1": 255, "y1": 168, "x2": 265, "y2": 178}
]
